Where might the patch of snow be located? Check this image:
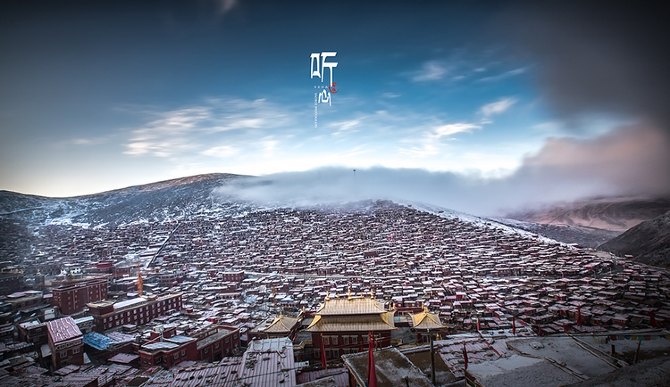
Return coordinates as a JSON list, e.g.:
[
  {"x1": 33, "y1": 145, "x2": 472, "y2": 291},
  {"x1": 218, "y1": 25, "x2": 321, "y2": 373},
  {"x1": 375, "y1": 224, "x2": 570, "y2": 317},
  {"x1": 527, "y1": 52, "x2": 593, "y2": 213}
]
[{"x1": 400, "y1": 200, "x2": 566, "y2": 245}]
